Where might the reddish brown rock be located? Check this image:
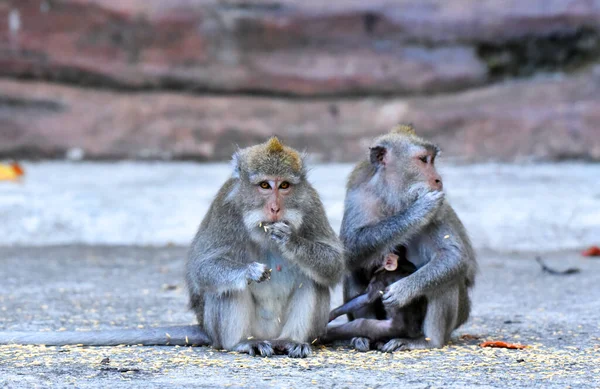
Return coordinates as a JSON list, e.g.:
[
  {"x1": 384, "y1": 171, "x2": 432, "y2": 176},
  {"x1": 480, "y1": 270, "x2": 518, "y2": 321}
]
[
  {"x1": 3, "y1": 0, "x2": 600, "y2": 96},
  {"x1": 1, "y1": 71, "x2": 599, "y2": 162}
]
